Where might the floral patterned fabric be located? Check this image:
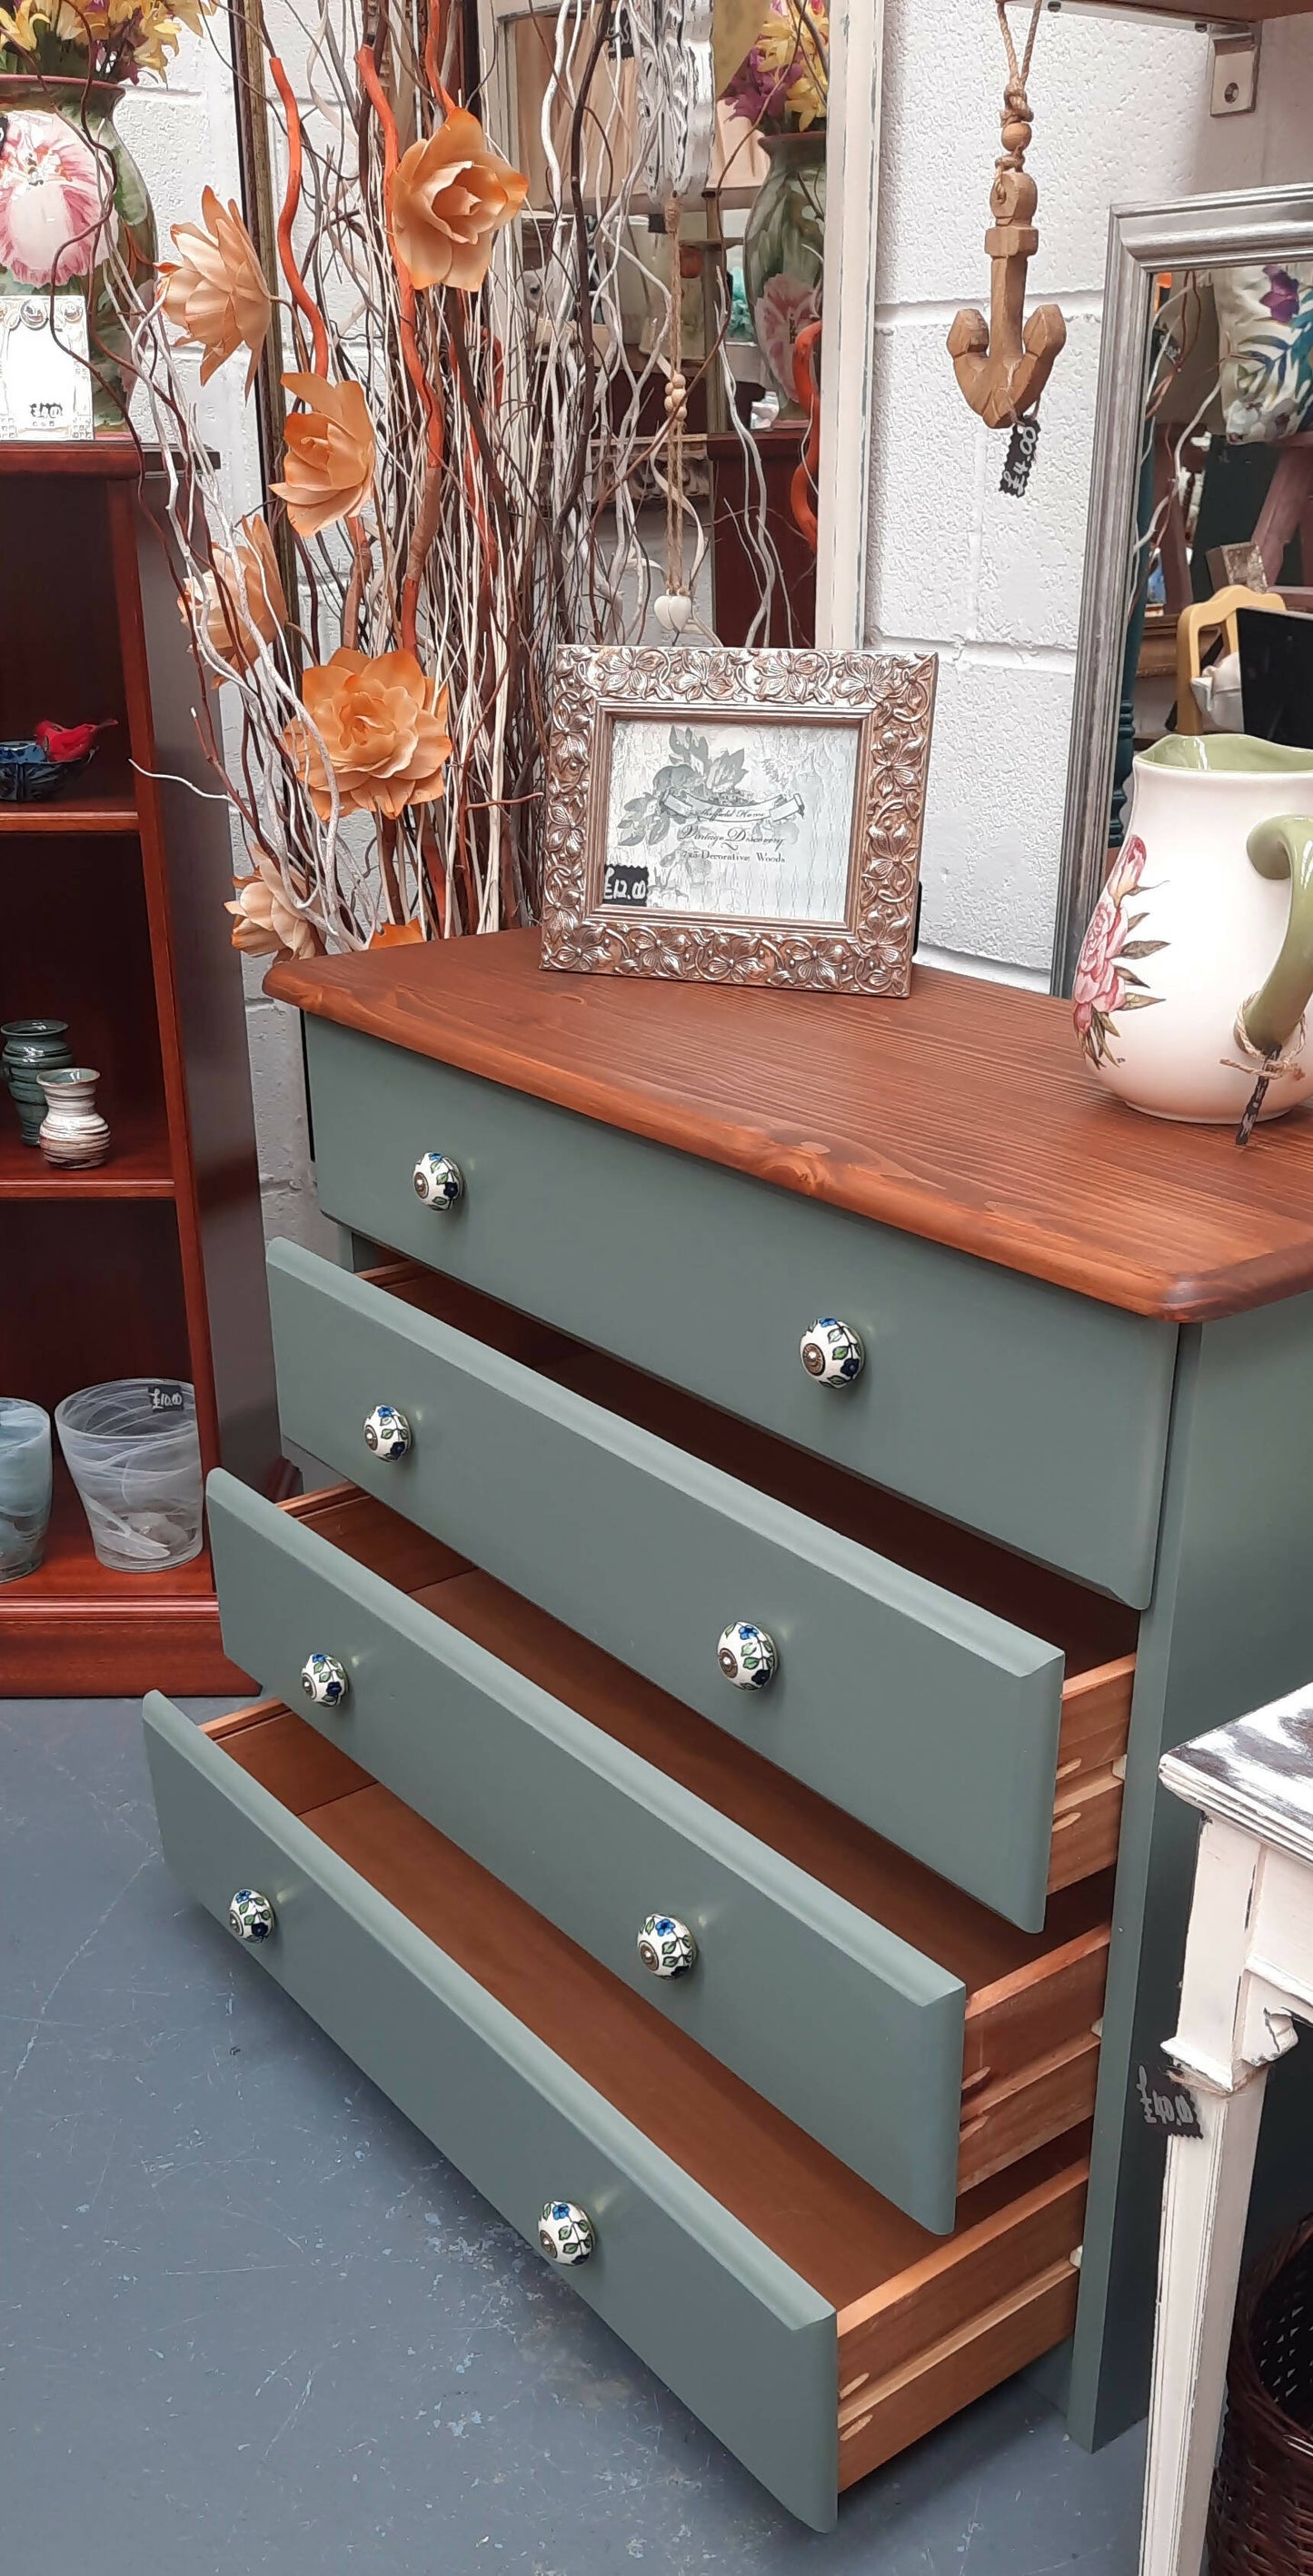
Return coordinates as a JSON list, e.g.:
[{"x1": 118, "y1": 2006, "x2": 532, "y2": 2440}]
[{"x1": 1214, "y1": 263, "x2": 1313, "y2": 443}]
